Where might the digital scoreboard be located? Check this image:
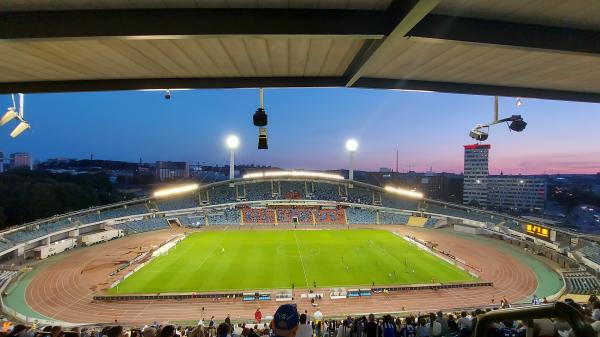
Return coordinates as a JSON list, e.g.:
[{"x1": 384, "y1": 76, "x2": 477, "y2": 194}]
[{"x1": 525, "y1": 224, "x2": 550, "y2": 239}]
